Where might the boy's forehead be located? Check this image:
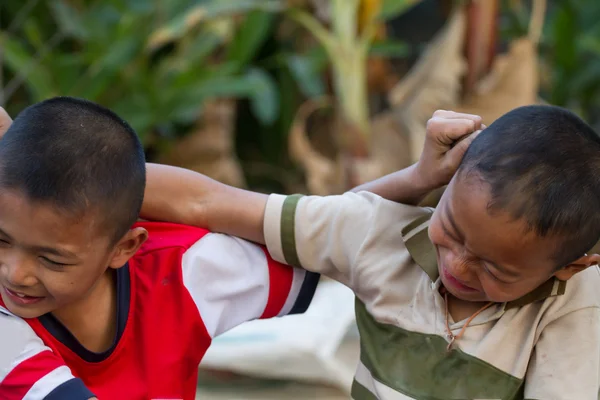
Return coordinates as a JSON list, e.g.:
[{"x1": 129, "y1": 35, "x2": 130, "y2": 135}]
[{"x1": 0, "y1": 189, "x2": 104, "y2": 251}]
